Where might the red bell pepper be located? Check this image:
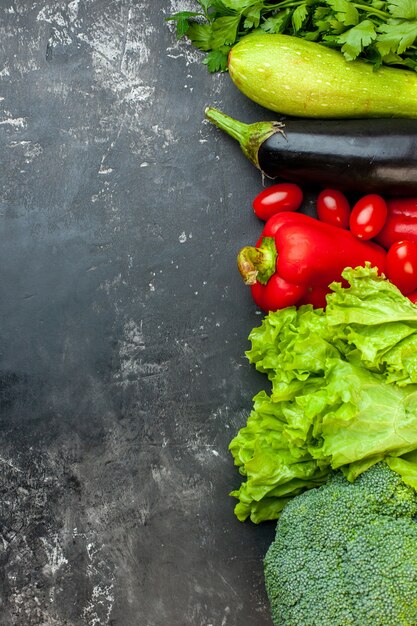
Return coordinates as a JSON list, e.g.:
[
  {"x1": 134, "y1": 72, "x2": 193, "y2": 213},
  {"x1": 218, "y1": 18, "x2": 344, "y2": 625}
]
[
  {"x1": 237, "y1": 212, "x2": 387, "y2": 312},
  {"x1": 376, "y1": 198, "x2": 417, "y2": 250}
]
